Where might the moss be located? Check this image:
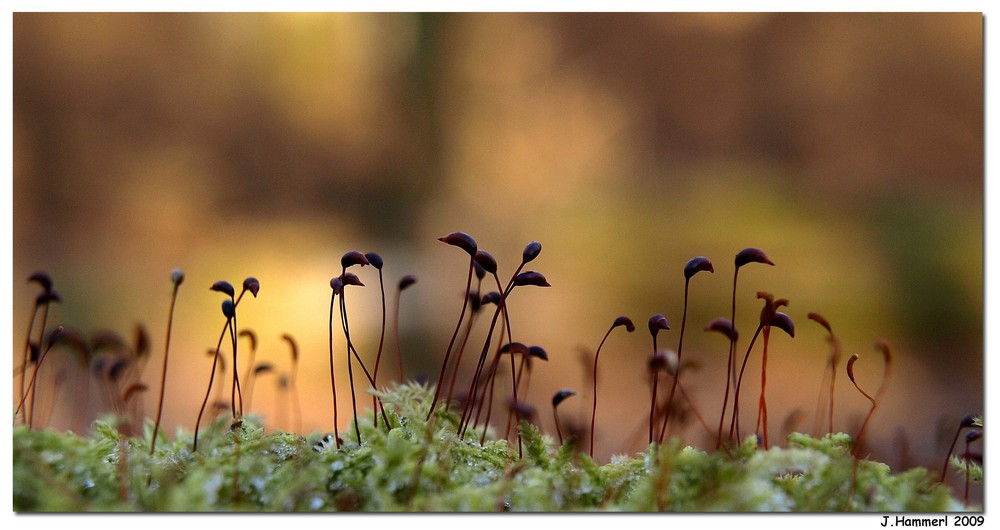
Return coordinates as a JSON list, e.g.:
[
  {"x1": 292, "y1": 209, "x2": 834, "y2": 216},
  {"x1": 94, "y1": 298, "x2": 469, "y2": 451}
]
[{"x1": 12, "y1": 381, "x2": 971, "y2": 512}]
